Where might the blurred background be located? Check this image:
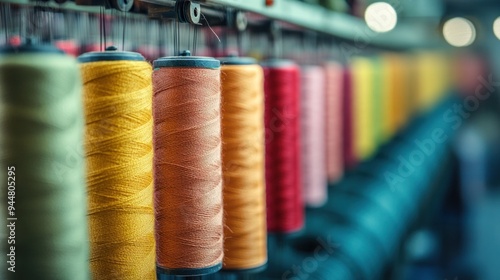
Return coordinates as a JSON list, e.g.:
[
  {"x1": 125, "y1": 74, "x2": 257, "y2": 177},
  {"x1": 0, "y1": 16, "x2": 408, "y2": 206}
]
[{"x1": 1, "y1": 0, "x2": 500, "y2": 279}]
